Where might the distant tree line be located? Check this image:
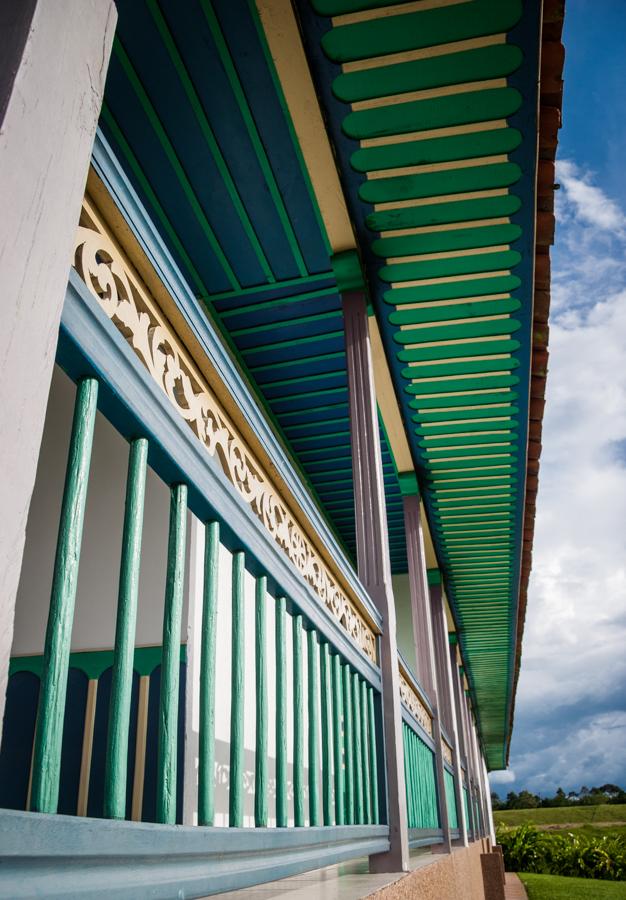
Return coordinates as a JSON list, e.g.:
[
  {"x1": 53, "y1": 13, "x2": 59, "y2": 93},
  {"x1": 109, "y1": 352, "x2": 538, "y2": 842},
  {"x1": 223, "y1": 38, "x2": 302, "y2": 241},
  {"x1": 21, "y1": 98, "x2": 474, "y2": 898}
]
[{"x1": 491, "y1": 784, "x2": 626, "y2": 810}]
